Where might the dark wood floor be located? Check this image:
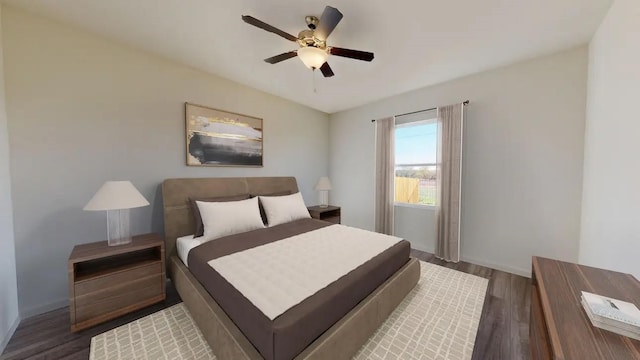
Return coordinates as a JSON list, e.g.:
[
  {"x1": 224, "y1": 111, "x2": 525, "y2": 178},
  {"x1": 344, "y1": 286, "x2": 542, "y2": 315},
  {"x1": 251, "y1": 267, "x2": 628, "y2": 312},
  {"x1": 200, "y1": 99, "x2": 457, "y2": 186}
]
[
  {"x1": 1, "y1": 250, "x2": 531, "y2": 360},
  {"x1": 0, "y1": 286, "x2": 182, "y2": 360}
]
